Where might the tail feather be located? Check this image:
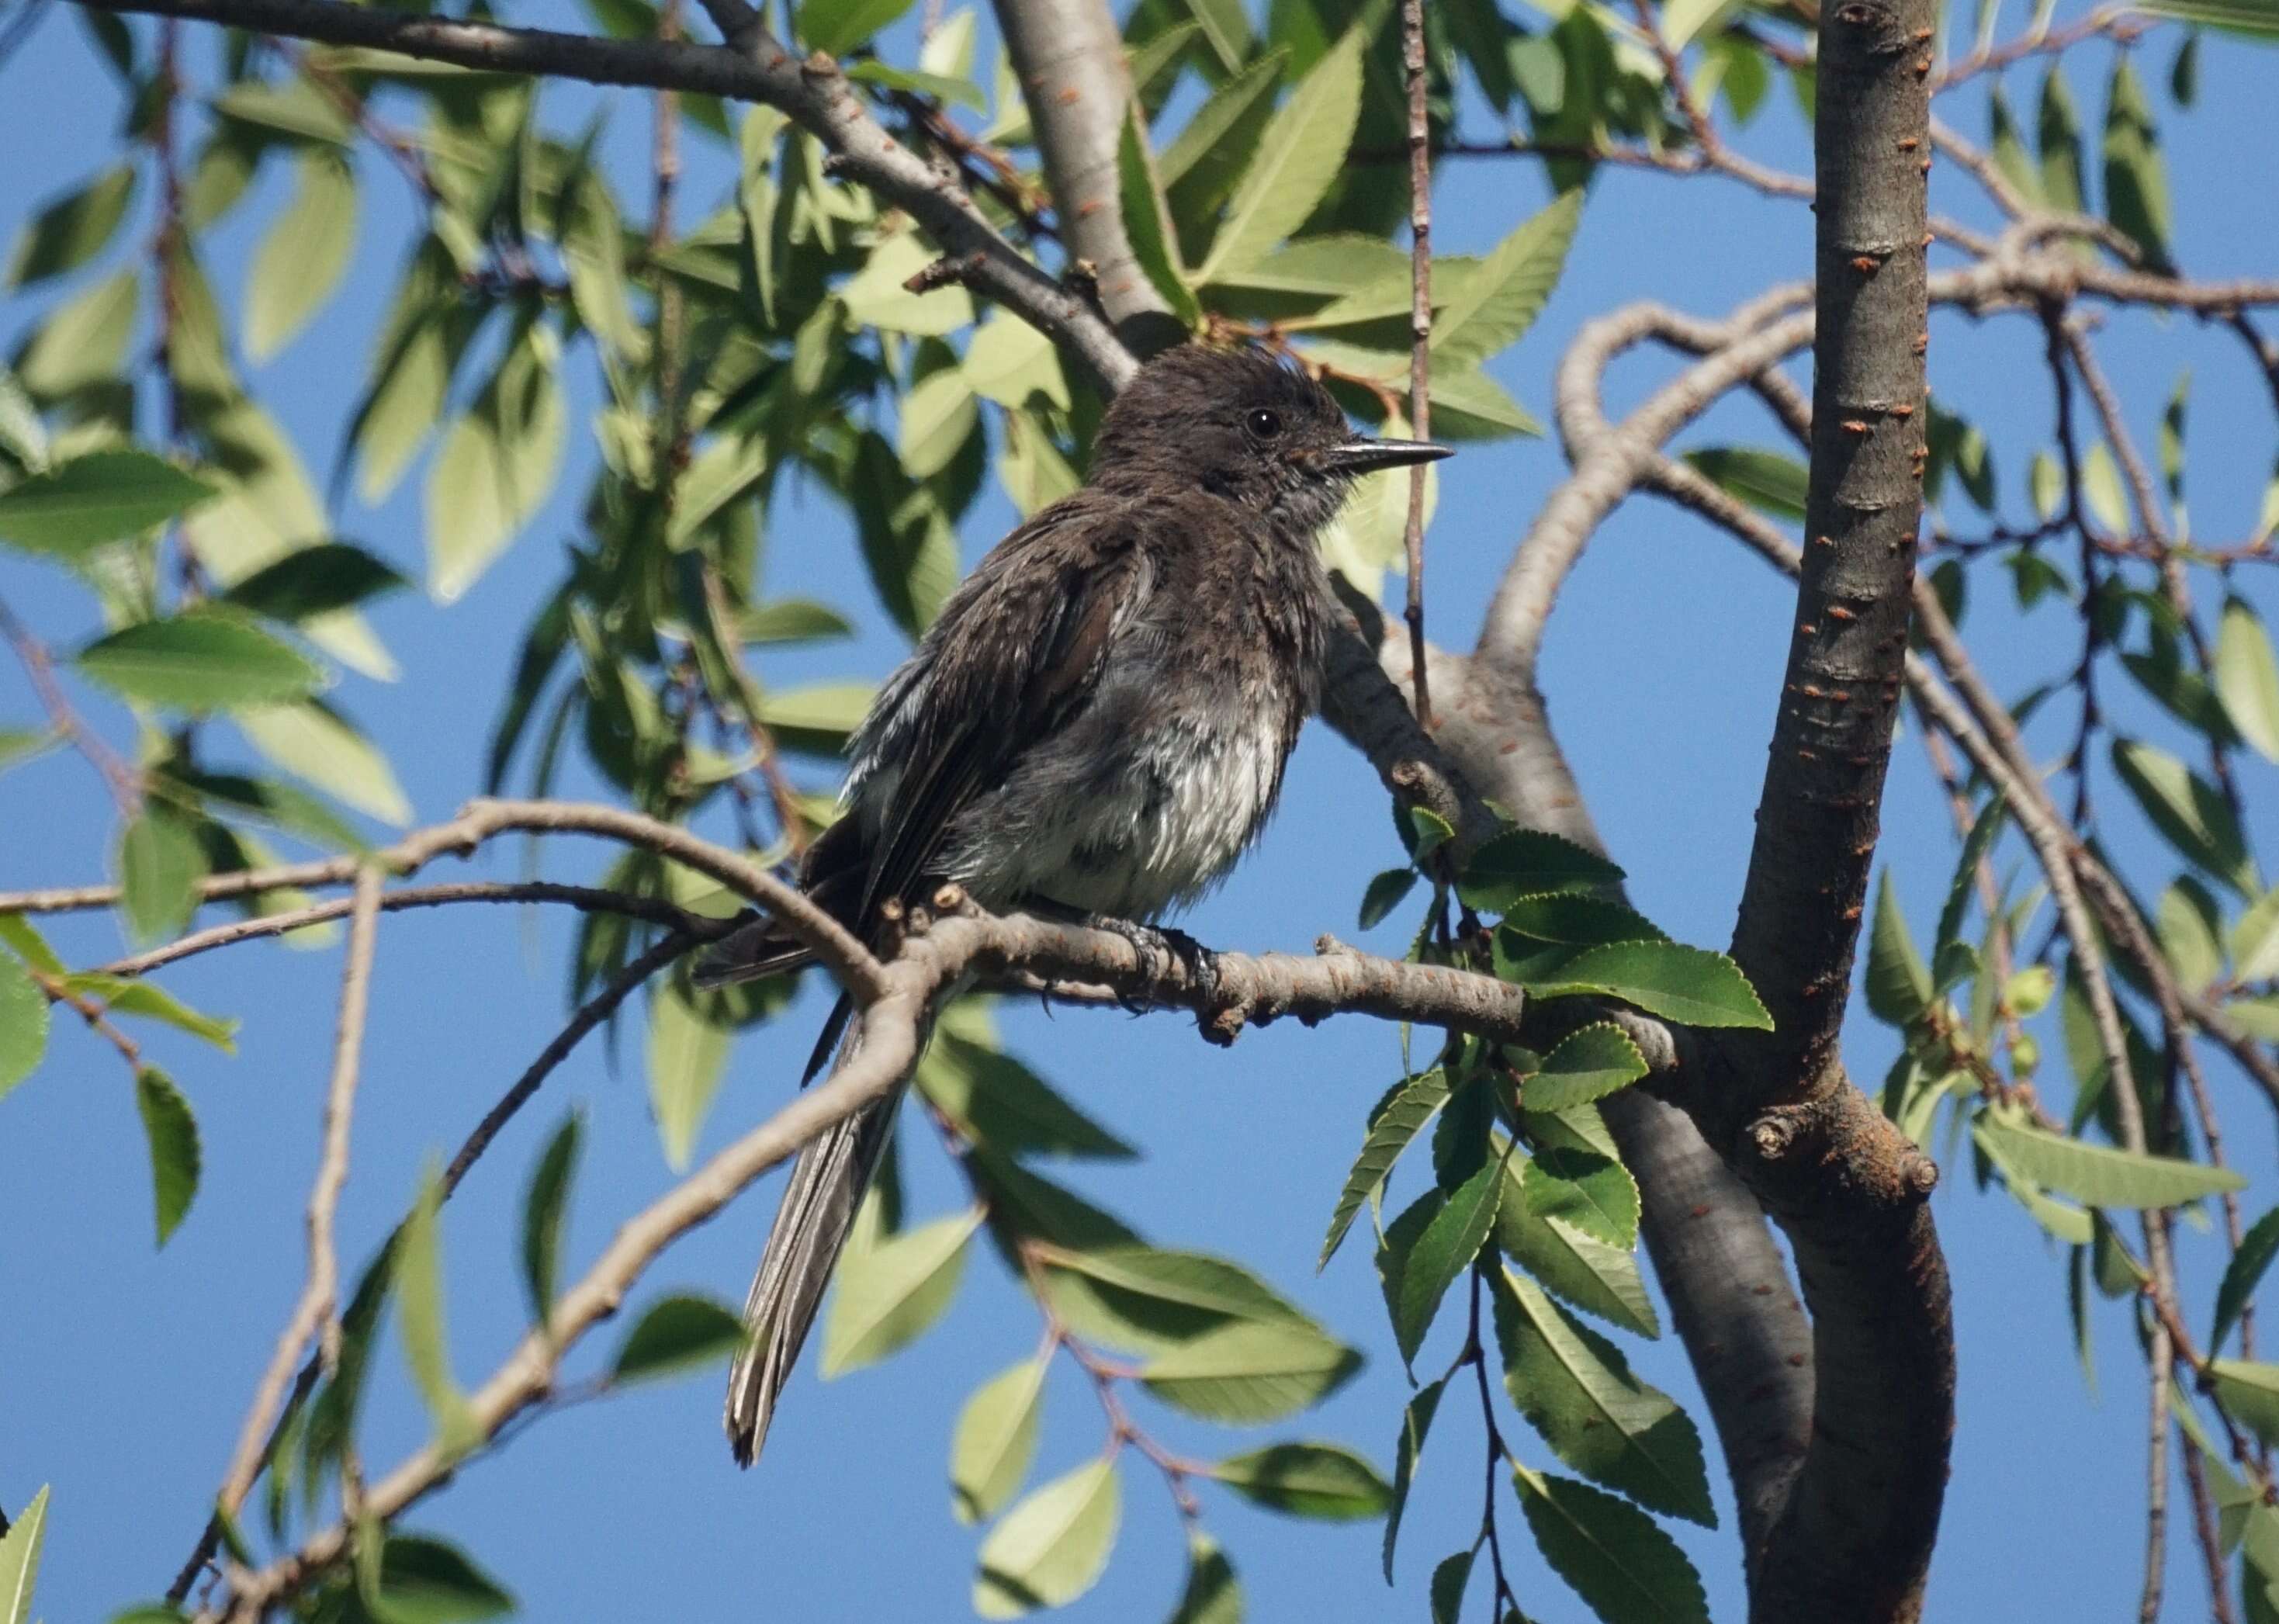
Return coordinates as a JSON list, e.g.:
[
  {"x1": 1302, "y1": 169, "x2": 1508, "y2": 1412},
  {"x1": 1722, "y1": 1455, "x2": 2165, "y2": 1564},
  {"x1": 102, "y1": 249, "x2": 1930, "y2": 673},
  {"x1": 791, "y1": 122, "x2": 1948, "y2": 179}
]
[{"x1": 724, "y1": 1080, "x2": 902, "y2": 1466}]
